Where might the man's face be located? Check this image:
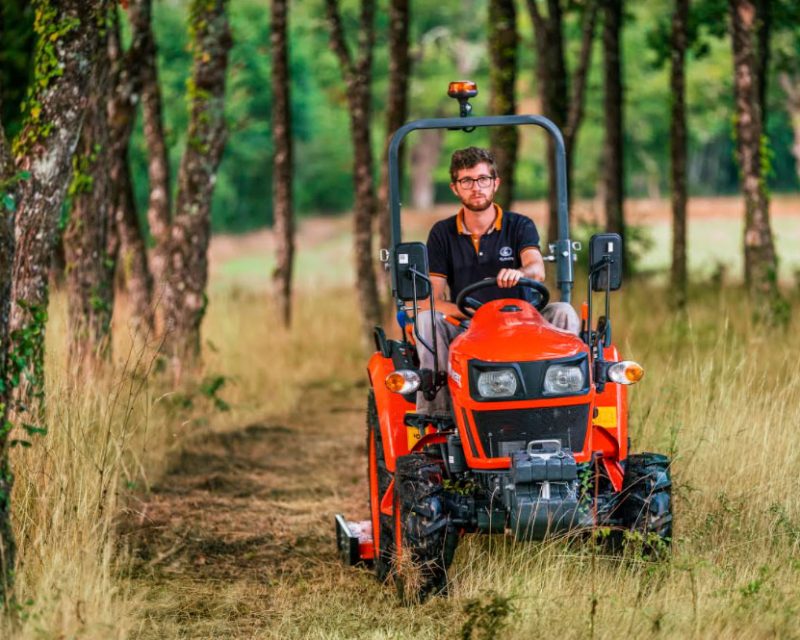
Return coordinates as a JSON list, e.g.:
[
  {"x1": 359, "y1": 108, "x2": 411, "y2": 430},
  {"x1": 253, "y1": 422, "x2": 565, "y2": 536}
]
[{"x1": 450, "y1": 162, "x2": 501, "y2": 213}]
